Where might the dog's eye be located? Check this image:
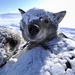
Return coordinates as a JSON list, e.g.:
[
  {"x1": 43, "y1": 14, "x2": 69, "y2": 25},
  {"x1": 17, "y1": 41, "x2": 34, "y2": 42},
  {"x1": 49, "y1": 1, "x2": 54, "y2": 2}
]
[
  {"x1": 44, "y1": 19, "x2": 49, "y2": 24},
  {"x1": 43, "y1": 18, "x2": 50, "y2": 24}
]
